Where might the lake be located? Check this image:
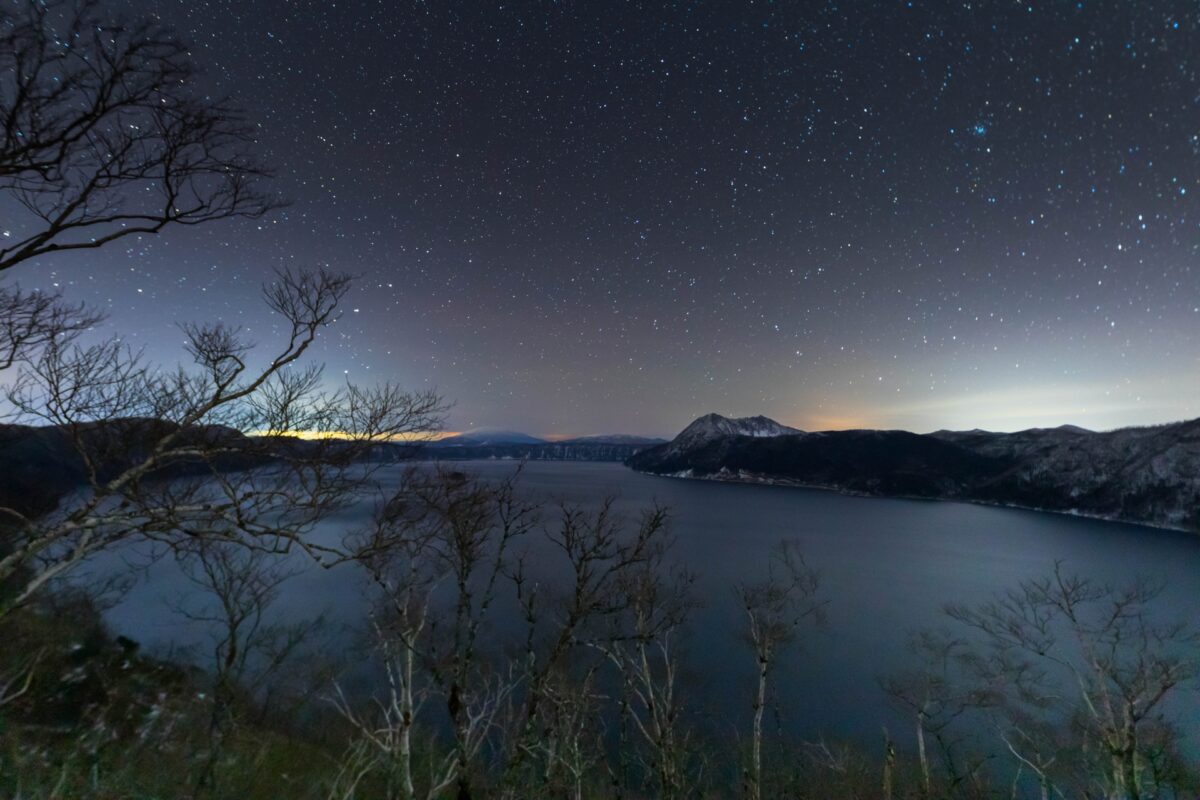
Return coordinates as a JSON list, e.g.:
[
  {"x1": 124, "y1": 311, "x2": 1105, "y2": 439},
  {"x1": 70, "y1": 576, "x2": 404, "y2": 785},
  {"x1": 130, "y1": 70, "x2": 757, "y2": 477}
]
[{"x1": 103, "y1": 460, "x2": 1200, "y2": 751}]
